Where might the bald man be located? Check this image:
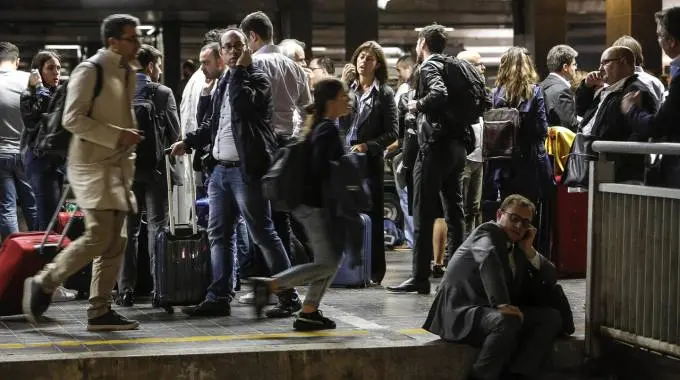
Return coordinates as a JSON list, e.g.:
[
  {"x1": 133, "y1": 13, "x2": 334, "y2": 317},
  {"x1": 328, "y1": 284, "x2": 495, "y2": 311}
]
[{"x1": 574, "y1": 46, "x2": 657, "y2": 183}]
